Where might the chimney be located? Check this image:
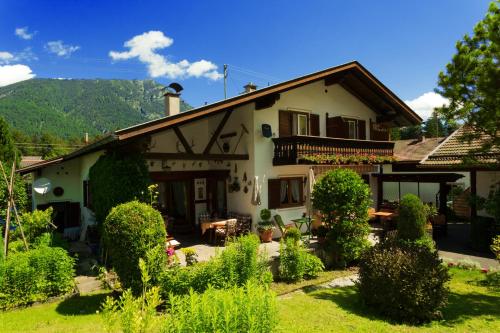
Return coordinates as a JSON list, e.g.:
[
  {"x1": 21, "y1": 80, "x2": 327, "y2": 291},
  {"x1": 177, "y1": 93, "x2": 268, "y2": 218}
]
[
  {"x1": 243, "y1": 82, "x2": 257, "y2": 93},
  {"x1": 164, "y1": 91, "x2": 180, "y2": 117}
]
